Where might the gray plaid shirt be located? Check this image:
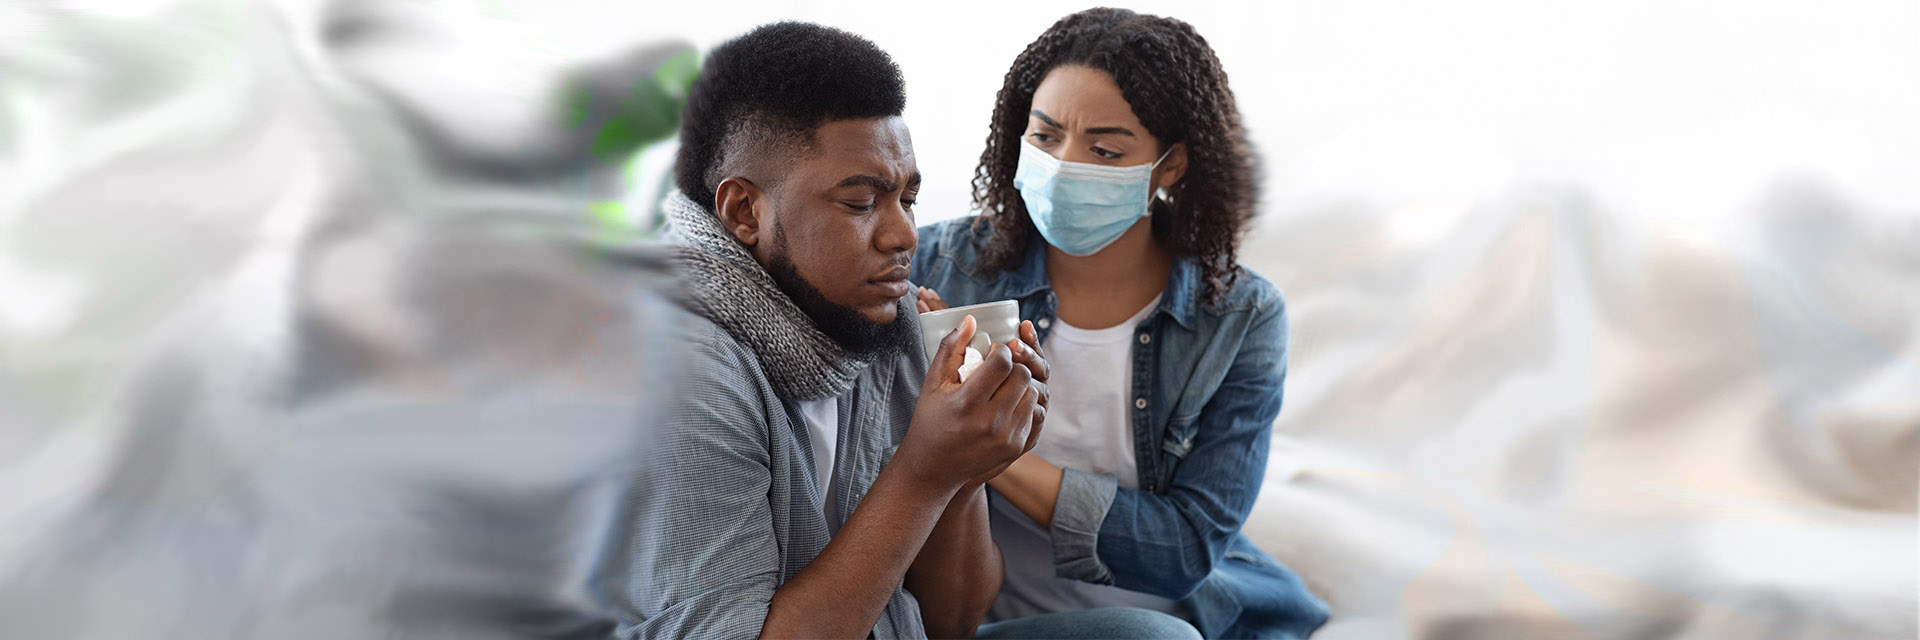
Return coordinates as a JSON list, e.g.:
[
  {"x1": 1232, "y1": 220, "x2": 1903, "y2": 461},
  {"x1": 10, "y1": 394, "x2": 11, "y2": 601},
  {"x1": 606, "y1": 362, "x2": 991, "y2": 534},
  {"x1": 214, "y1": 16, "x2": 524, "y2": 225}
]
[{"x1": 600, "y1": 311, "x2": 929, "y2": 638}]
